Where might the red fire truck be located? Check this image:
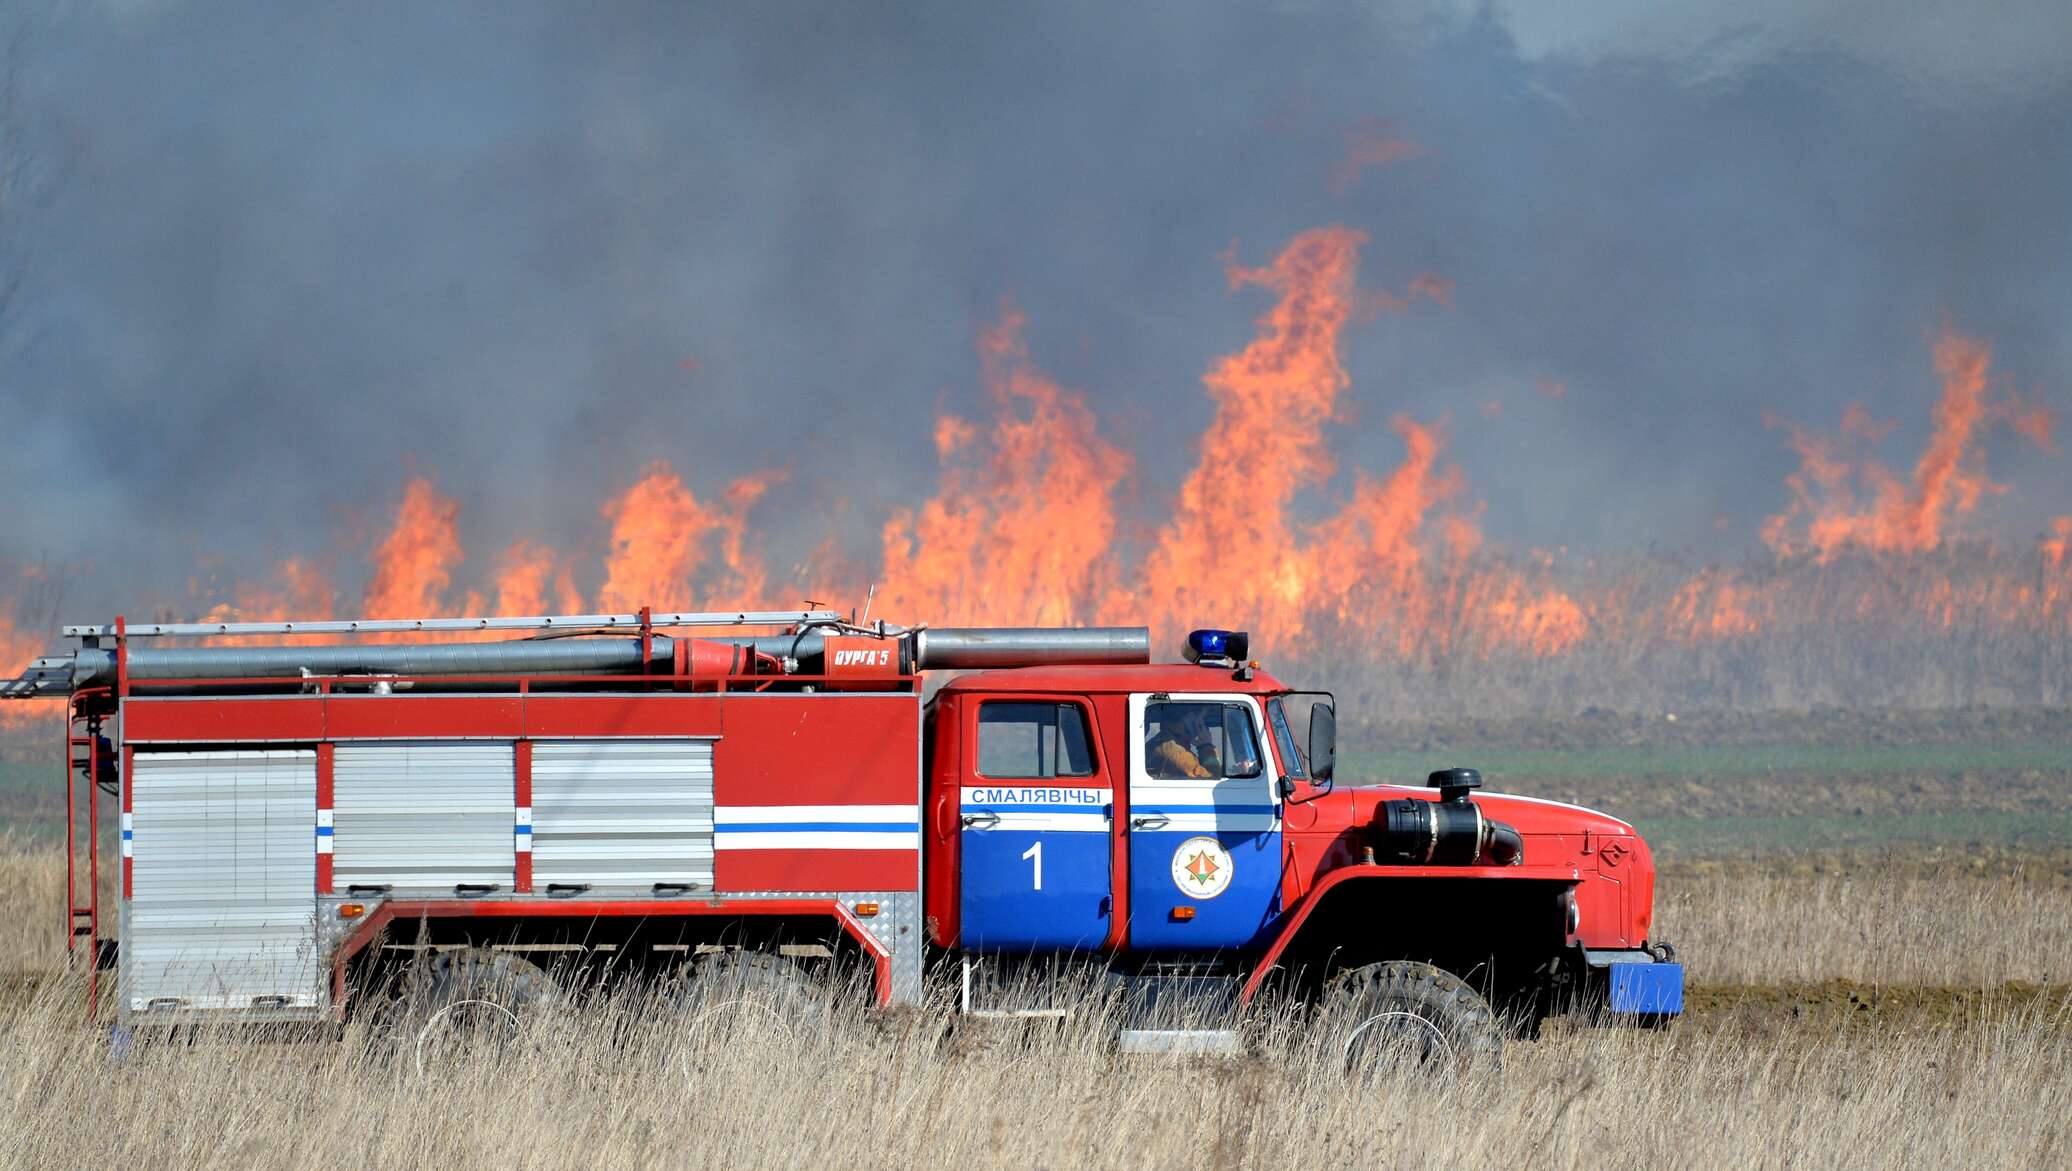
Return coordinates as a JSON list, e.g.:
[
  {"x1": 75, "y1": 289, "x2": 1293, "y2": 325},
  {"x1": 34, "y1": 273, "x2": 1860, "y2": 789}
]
[{"x1": 5, "y1": 608, "x2": 1681, "y2": 1064}]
